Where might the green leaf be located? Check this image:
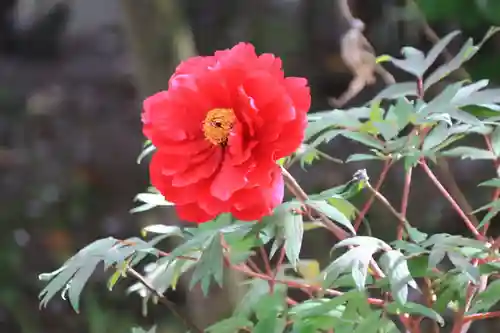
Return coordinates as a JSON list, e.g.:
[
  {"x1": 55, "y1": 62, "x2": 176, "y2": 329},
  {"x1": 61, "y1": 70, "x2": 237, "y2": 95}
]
[
  {"x1": 235, "y1": 279, "x2": 270, "y2": 317},
  {"x1": 206, "y1": 317, "x2": 253, "y2": 333},
  {"x1": 283, "y1": 212, "x2": 304, "y2": 269},
  {"x1": 307, "y1": 200, "x2": 355, "y2": 234},
  {"x1": 387, "y1": 98, "x2": 414, "y2": 129},
  {"x1": 130, "y1": 192, "x2": 174, "y2": 214},
  {"x1": 428, "y1": 248, "x2": 446, "y2": 270},
  {"x1": 380, "y1": 250, "x2": 418, "y2": 304},
  {"x1": 254, "y1": 289, "x2": 287, "y2": 320},
  {"x1": 424, "y1": 30, "x2": 461, "y2": 71},
  {"x1": 424, "y1": 38, "x2": 478, "y2": 90},
  {"x1": 406, "y1": 225, "x2": 428, "y2": 243},
  {"x1": 333, "y1": 236, "x2": 390, "y2": 251},
  {"x1": 345, "y1": 153, "x2": 383, "y2": 163},
  {"x1": 390, "y1": 47, "x2": 426, "y2": 78},
  {"x1": 451, "y1": 79, "x2": 489, "y2": 104},
  {"x1": 323, "y1": 245, "x2": 378, "y2": 289},
  {"x1": 447, "y1": 251, "x2": 480, "y2": 284},
  {"x1": 142, "y1": 225, "x2": 182, "y2": 237},
  {"x1": 491, "y1": 126, "x2": 500, "y2": 156},
  {"x1": 353, "y1": 310, "x2": 383, "y2": 333},
  {"x1": 67, "y1": 258, "x2": 100, "y2": 313},
  {"x1": 479, "y1": 178, "x2": 500, "y2": 187},
  {"x1": 254, "y1": 316, "x2": 286, "y2": 333},
  {"x1": 340, "y1": 131, "x2": 384, "y2": 150},
  {"x1": 469, "y1": 279, "x2": 500, "y2": 313},
  {"x1": 131, "y1": 326, "x2": 156, "y2": 333},
  {"x1": 386, "y1": 302, "x2": 444, "y2": 326},
  {"x1": 136, "y1": 144, "x2": 155, "y2": 164},
  {"x1": 372, "y1": 82, "x2": 418, "y2": 101},
  {"x1": 441, "y1": 146, "x2": 495, "y2": 160},
  {"x1": 422, "y1": 123, "x2": 451, "y2": 152},
  {"x1": 189, "y1": 235, "x2": 224, "y2": 296}
]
